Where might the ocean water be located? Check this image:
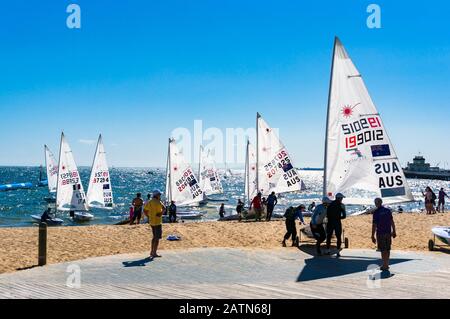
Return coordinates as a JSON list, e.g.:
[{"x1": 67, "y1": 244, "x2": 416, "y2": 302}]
[{"x1": 0, "y1": 167, "x2": 448, "y2": 227}]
